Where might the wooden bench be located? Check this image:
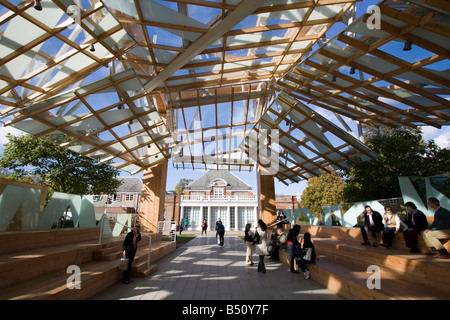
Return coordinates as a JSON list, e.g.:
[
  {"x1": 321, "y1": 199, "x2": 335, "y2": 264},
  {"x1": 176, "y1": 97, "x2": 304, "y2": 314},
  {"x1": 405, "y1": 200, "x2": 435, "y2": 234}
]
[
  {"x1": 299, "y1": 224, "x2": 450, "y2": 254},
  {"x1": 0, "y1": 229, "x2": 176, "y2": 300},
  {"x1": 0, "y1": 228, "x2": 100, "y2": 255},
  {"x1": 278, "y1": 237, "x2": 450, "y2": 300}
]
